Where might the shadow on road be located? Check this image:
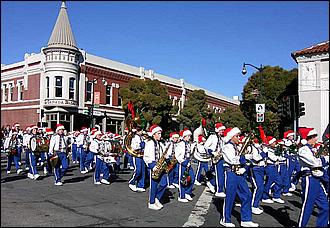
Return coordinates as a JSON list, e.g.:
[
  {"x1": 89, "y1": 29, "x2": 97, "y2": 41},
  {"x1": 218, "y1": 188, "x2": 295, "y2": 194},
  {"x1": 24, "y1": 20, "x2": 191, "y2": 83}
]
[
  {"x1": 1, "y1": 174, "x2": 27, "y2": 183},
  {"x1": 63, "y1": 175, "x2": 91, "y2": 184},
  {"x1": 261, "y1": 204, "x2": 297, "y2": 227}
]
